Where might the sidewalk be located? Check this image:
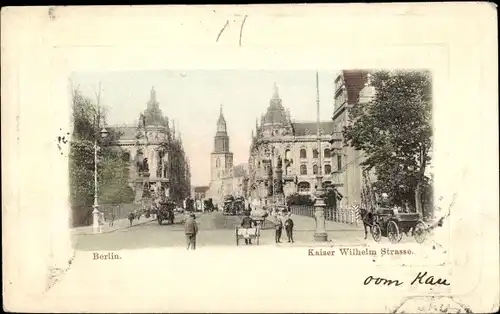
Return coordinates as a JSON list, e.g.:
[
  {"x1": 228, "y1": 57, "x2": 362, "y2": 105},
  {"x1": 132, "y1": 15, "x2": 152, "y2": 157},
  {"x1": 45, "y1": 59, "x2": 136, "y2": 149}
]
[
  {"x1": 71, "y1": 216, "x2": 155, "y2": 235},
  {"x1": 266, "y1": 214, "x2": 363, "y2": 232}
]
